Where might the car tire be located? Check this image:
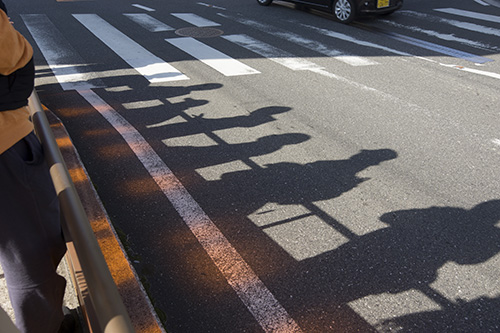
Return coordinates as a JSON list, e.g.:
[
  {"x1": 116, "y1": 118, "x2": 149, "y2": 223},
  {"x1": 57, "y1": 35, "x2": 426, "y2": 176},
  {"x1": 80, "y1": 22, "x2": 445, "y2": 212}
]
[
  {"x1": 256, "y1": 0, "x2": 273, "y2": 6},
  {"x1": 332, "y1": 0, "x2": 356, "y2": 23}
]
